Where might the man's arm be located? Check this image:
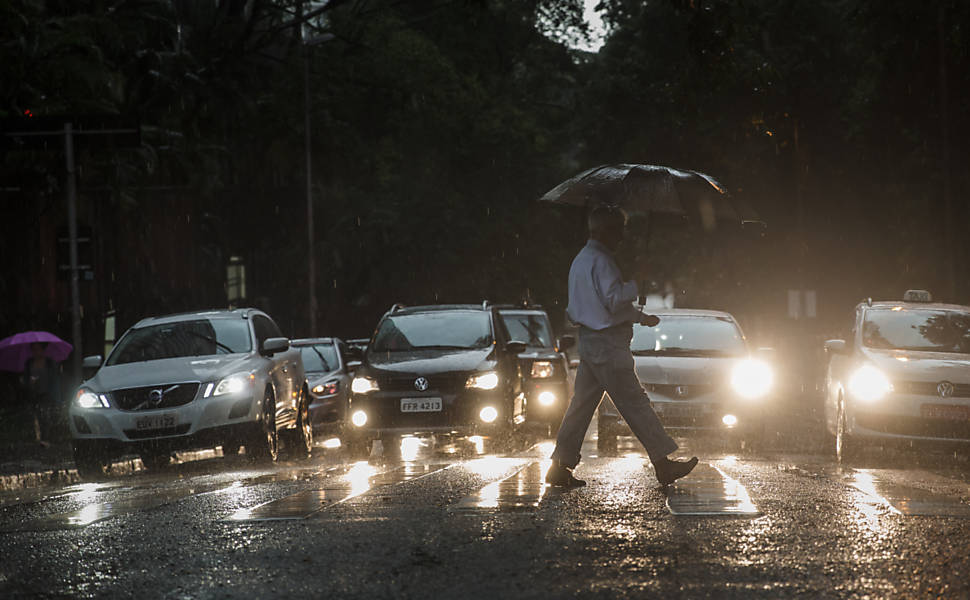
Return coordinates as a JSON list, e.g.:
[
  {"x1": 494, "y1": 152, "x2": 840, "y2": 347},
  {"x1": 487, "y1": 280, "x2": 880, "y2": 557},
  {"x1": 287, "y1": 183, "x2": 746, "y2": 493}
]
[{"x1": 592, "y1": 255, "x2": 638, "y2": 315}]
